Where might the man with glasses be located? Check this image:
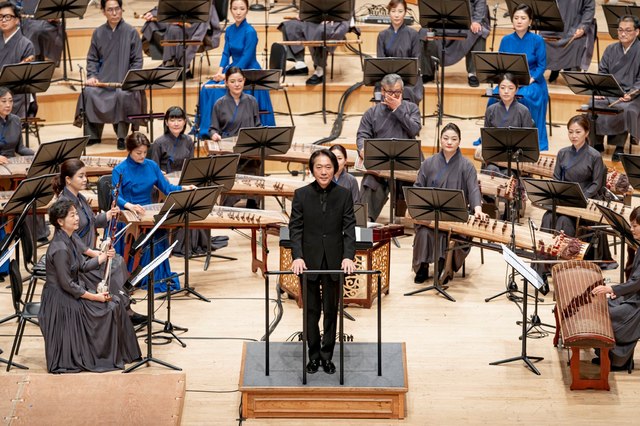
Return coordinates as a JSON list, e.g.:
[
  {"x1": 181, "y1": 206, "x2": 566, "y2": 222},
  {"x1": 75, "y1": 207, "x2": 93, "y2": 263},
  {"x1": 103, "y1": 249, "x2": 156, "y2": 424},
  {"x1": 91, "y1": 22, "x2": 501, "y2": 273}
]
[
  {"x1": 356, "y1": 73, "x2": 421, "y2": 222},
  {"x1": 591, "y1": 15, "x2": 640, "y2": 162},
  {"x1": 73, "y1": 0, "x2": 144, "y2": 150},
  {"x1": 0, "y1": 1, "x2": 35, "y2": 118}
]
